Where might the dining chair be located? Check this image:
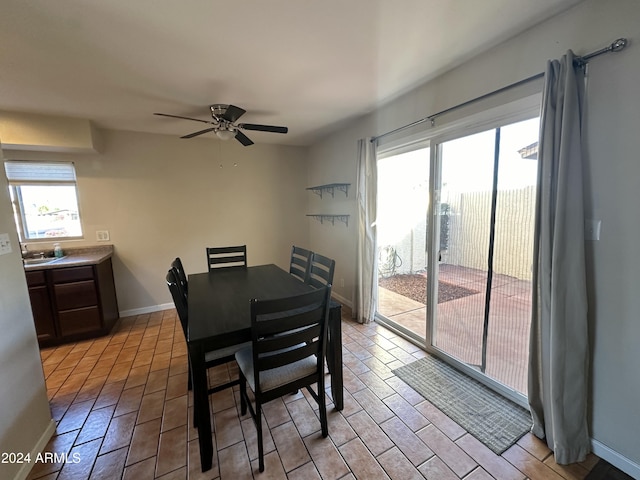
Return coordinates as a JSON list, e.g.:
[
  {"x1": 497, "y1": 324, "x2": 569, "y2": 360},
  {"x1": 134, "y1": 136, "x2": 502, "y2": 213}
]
[
  {"x1": 171, "y1": 257, "x2": 188, "y2": 297},
  {"x1": 166, "y1": 268, "x2": 250, "y2": 423},
  {"x1": 235, "y1": 286, "x2": 332, "y2": 472},
  {"x1": 289, "y1": 245, "x2": 312, "y2": 282},
  {"x1": 206, "y1": 245, "x2": 247, "y2": 271},
  {"x1": 307, "y1": 251, "x2": 336, "y2": 289}
]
